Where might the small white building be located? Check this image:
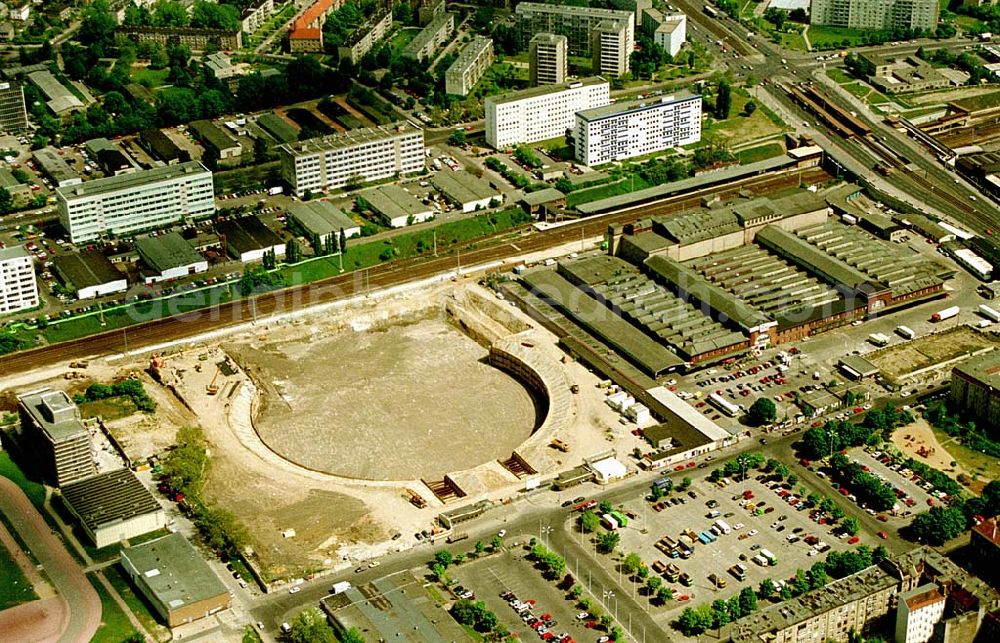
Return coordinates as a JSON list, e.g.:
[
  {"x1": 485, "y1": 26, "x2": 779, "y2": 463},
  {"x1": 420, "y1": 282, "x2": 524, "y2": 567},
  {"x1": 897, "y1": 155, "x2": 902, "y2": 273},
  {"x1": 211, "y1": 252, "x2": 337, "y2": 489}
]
[
  {"x1": 136, "y1": 233, "x2": 208, "y2": 284},
  {"x1": 431, "y1": 170, "x2": 502, "y2": 213},
  {"x1": 895, "y1": 584, "x2": 946, "y2": 643},
  {"x1": 51, "y1": 252, "x2": 127, "y2": 300},
  {"x1": 366, "y1": 184, "x2": 434, "y2": 228},
  {"x1": 588, "y1": 455, "x2": 628, "y2": 484}
]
